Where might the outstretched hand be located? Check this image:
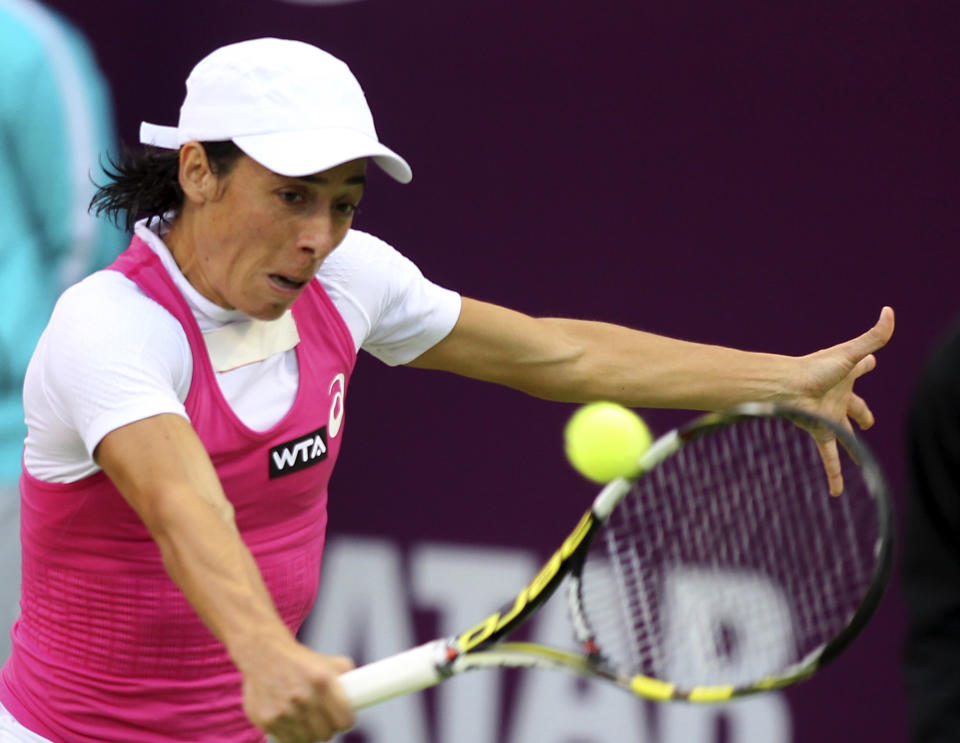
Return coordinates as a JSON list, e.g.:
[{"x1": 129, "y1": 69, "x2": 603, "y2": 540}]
[{"x1": 785, "y1": 306, "x2": 895, "y2": 495}]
